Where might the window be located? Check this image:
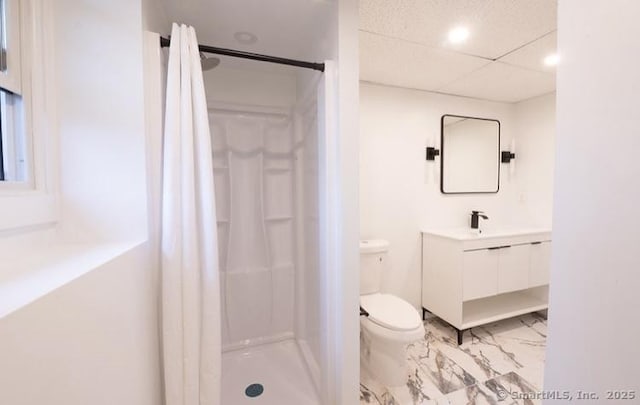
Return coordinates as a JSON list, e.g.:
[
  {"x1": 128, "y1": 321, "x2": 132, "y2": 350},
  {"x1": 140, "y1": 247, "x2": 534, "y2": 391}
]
[
  {"x1": 0, "y1": 0, "x2": 27, "y2": 183},
  {"x1": 0, "y1": 0, "x2": 57, "y2": 231}
]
